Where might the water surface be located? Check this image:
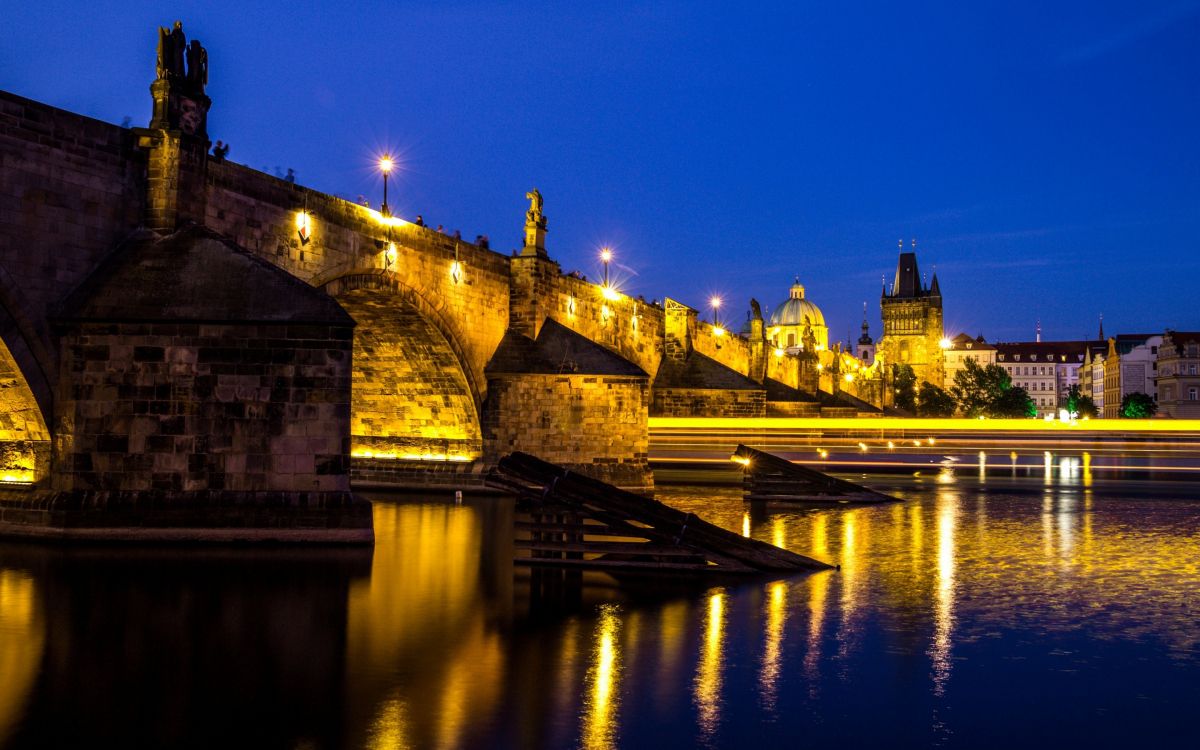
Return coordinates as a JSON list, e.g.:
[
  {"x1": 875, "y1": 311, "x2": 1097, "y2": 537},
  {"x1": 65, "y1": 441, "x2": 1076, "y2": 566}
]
[{"x1": 2, "y1": 472, "x2": 1199, "y2": 748}]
